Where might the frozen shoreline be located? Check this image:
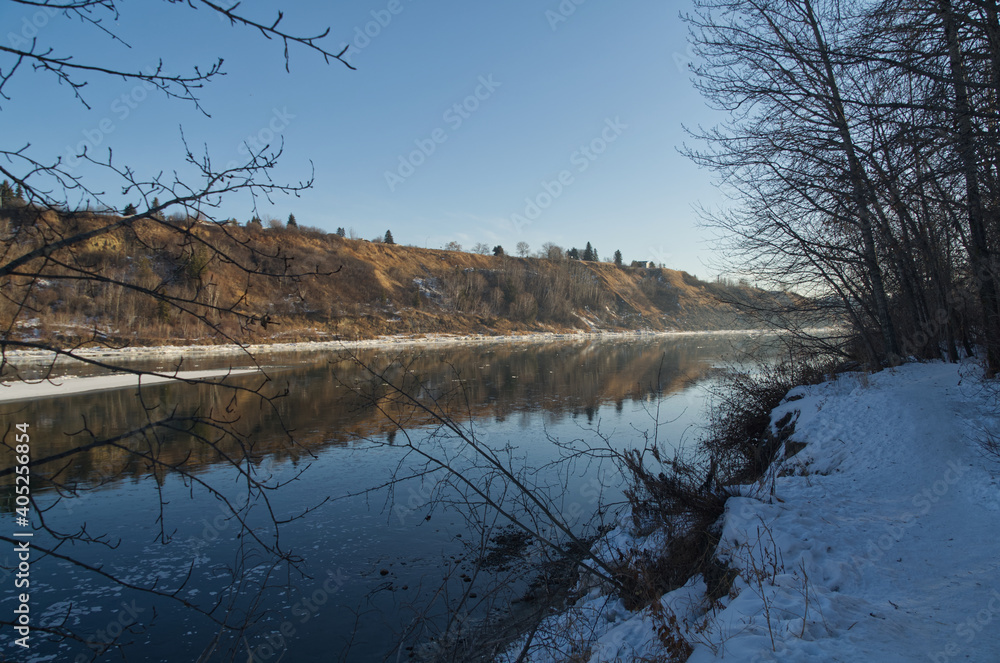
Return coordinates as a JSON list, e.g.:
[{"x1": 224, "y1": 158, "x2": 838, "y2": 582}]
[
  {"x1": 3, "y1": 327, "x2": 817, "y2": 365},
  {"x1": 0, "y1": 368, "x2": 261, "y2": 404}
]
